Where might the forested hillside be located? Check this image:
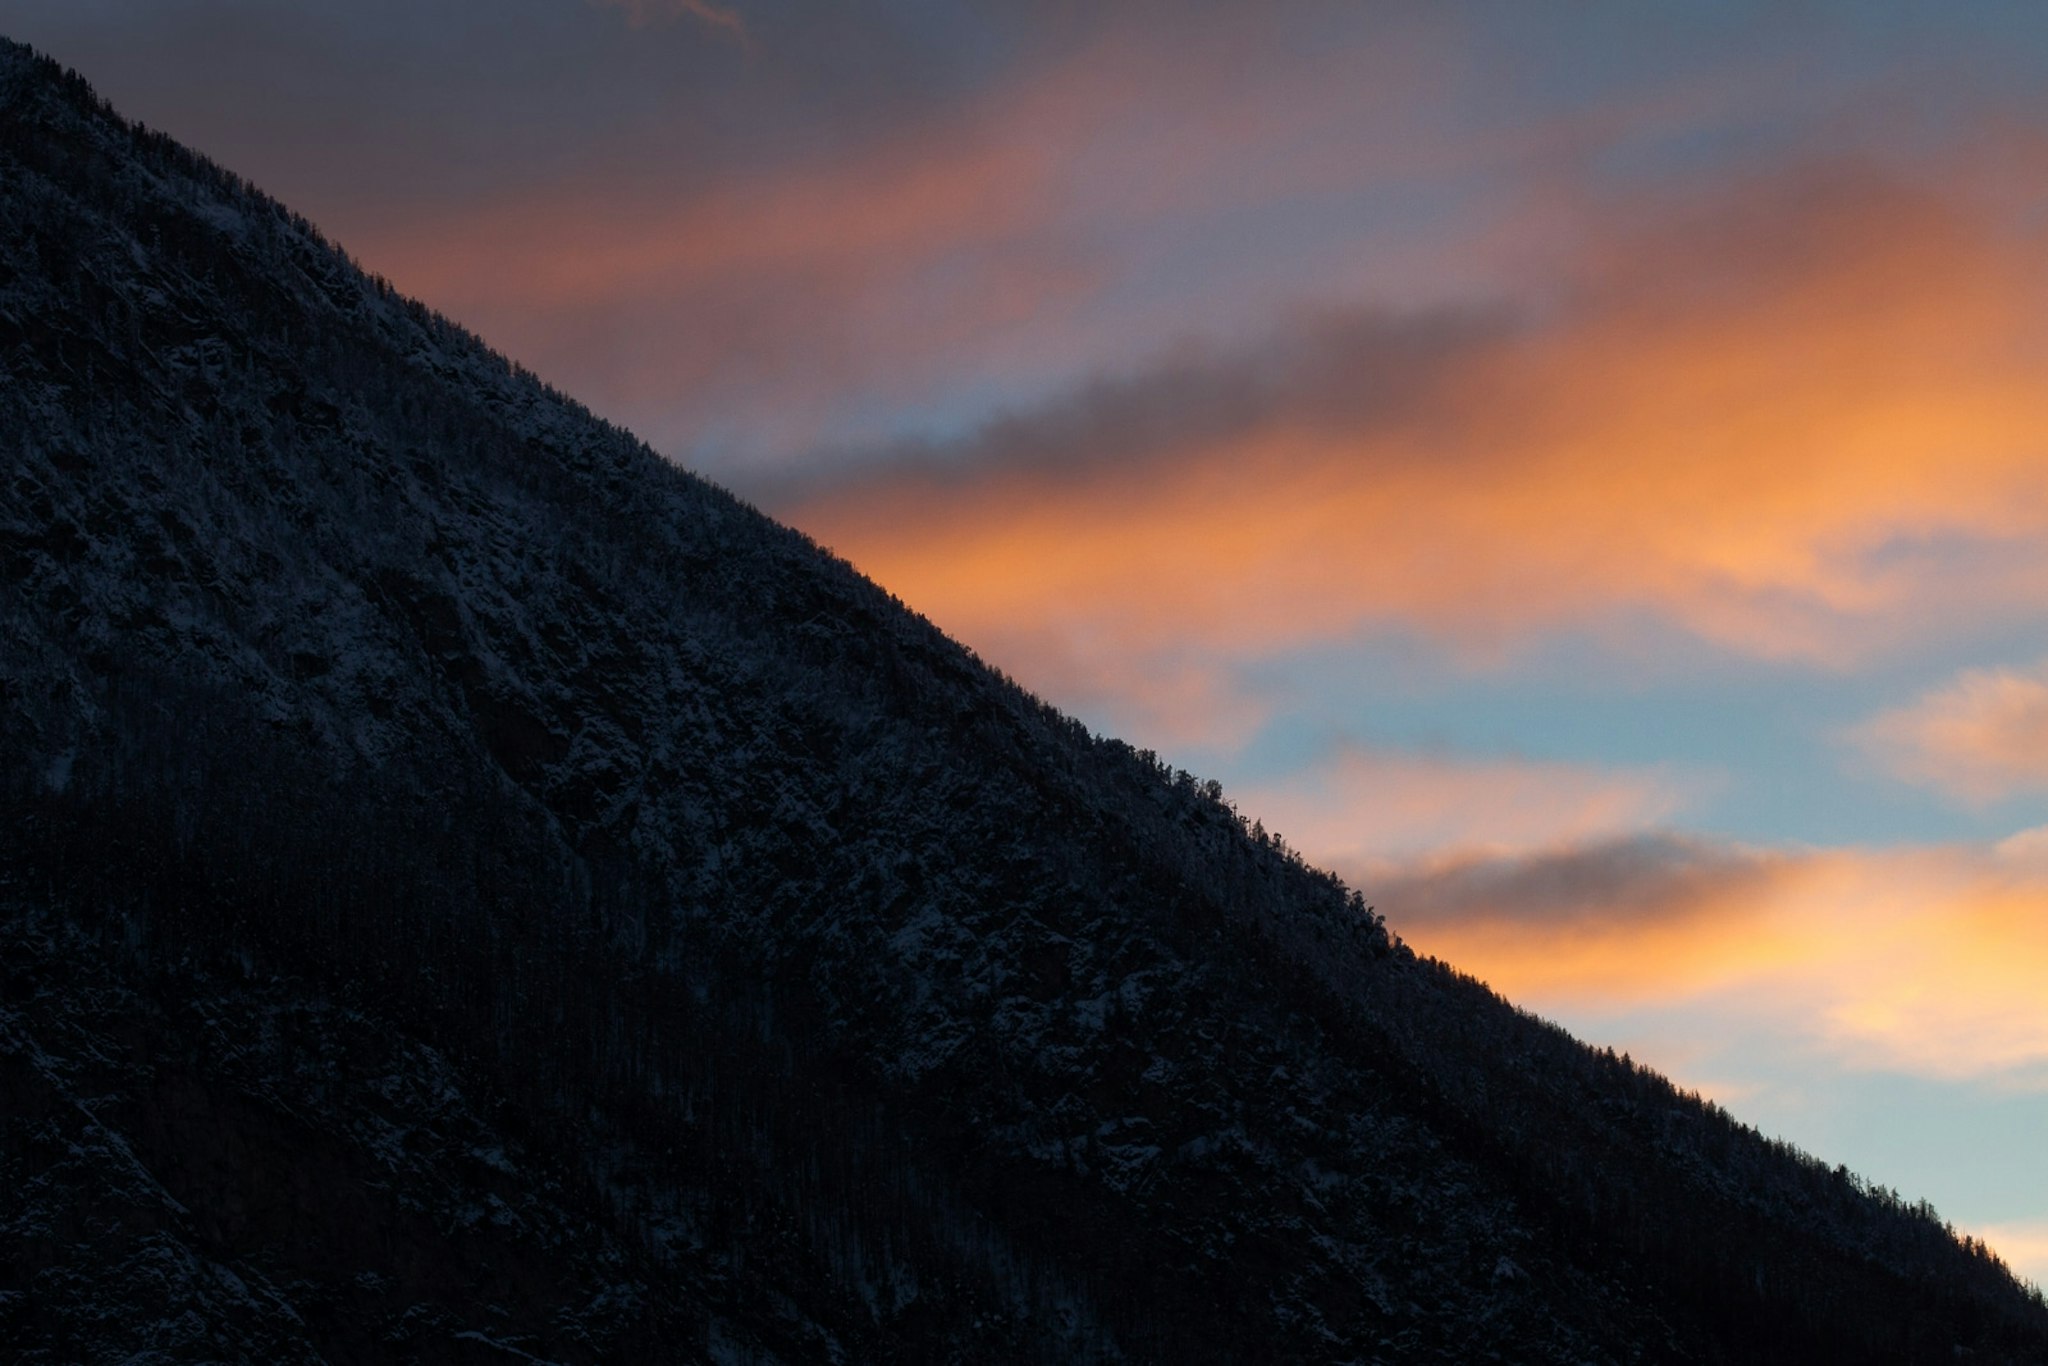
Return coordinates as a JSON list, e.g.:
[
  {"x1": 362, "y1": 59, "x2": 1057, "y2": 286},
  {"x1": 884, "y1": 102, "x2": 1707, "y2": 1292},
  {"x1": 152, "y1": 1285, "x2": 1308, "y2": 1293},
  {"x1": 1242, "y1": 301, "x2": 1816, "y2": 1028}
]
[{"x1": 3, "y1": 37, "x2": 2044, "y2": 1363}]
